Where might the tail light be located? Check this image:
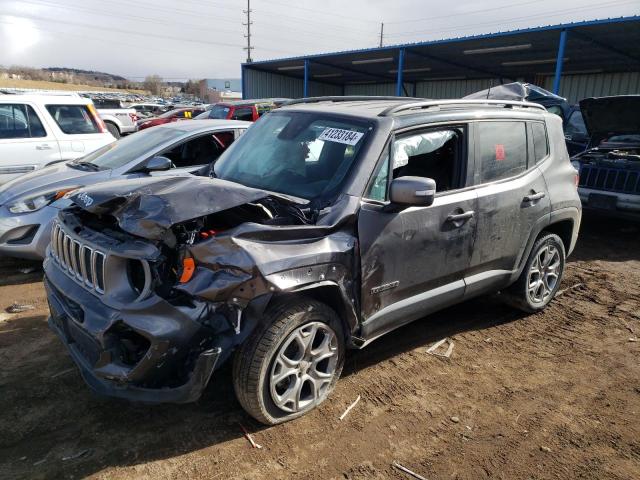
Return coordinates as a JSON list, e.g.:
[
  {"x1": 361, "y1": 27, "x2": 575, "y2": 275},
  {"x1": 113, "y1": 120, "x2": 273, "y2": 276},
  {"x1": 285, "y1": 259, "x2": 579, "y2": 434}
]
[
  {"x1": 87, "y1": 104, "x2": 107, "y2": 133},
  {"x1": 179, "y1": 257, "x2": 195, "y2": 284}
]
